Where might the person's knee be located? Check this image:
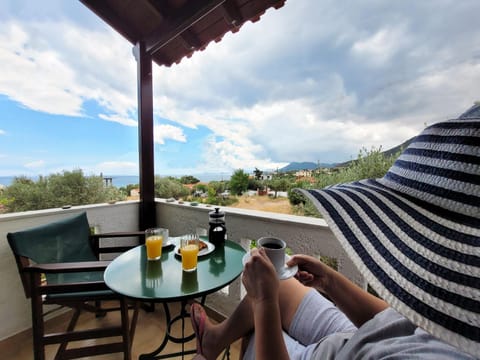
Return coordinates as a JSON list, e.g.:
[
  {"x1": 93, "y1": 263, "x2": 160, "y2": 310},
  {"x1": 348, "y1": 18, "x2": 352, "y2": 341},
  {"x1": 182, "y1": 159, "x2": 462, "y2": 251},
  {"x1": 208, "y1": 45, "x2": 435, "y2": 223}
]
[{"x1": 278, "y1": 278, "x2": 311, "y2": 329}]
